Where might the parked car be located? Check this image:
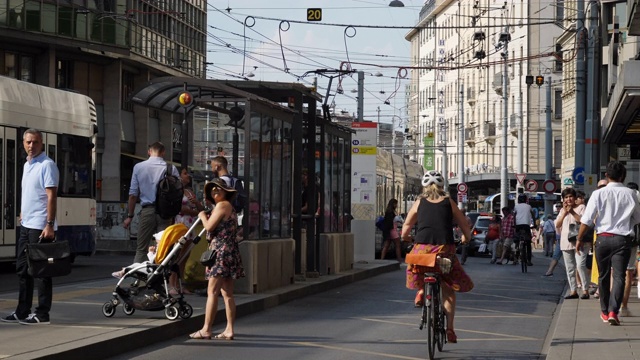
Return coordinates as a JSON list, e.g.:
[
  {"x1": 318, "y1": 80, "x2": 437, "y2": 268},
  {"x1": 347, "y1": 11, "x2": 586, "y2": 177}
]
[{"x1": 468, "y1": 215, "x2": 503, "y2": 256}]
